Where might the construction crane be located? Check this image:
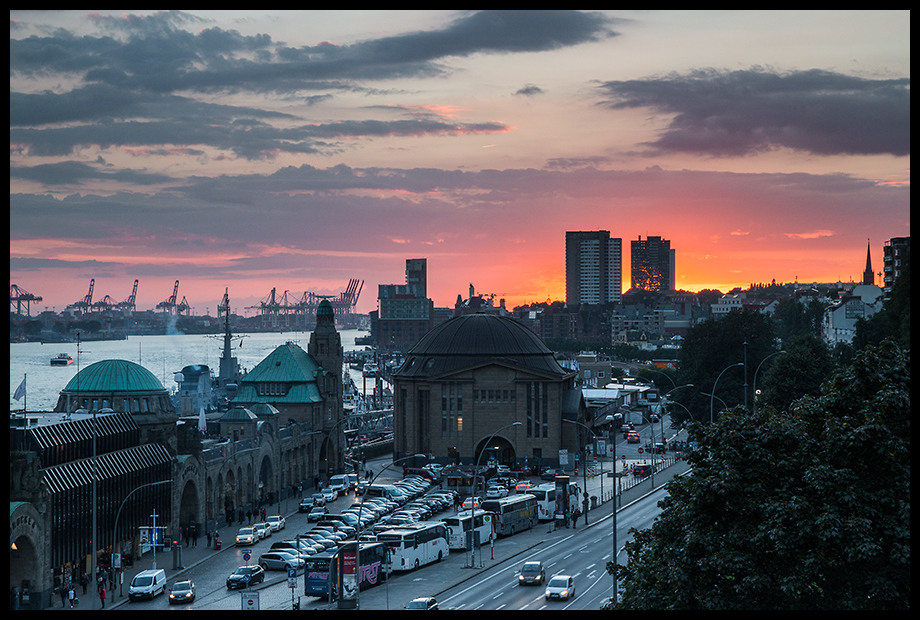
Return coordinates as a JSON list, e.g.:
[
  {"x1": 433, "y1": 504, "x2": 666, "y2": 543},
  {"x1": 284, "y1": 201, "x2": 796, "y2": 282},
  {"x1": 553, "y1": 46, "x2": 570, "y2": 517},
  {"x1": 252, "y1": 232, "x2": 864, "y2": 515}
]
[
  {"x1": 116, "y1": 279, "x2": 139, "y2": 312},
  {"x1": 10, "y1": 284, "x2": 43, "y2": 316}
]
